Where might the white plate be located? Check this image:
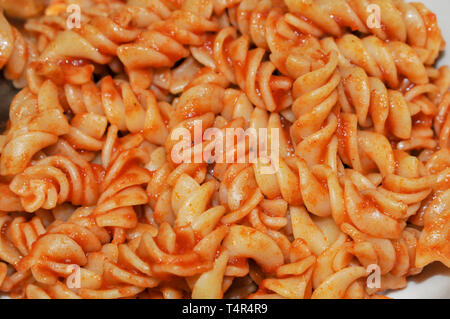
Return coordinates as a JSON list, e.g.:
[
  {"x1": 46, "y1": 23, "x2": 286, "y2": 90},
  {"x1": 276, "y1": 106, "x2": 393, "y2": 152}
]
[{"x1": 386, "y1": 0, "x2": 450, "y2": 299}]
